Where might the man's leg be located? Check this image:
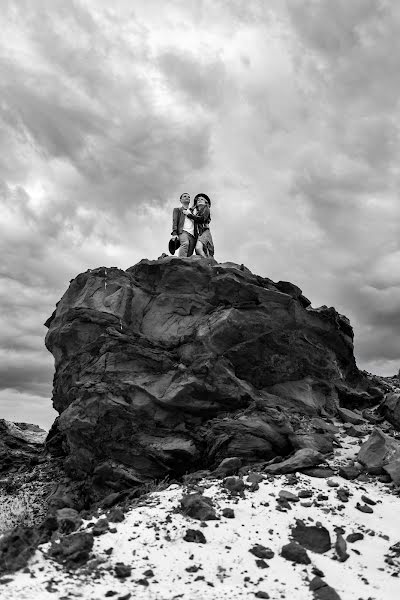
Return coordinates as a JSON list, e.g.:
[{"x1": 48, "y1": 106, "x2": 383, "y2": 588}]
[
  {"x1": 178, "y1": 231, "x2": 190, "y2": 257},
  {"x1": 187, "y1": 233, "x2": 196, "y2": 256}
]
